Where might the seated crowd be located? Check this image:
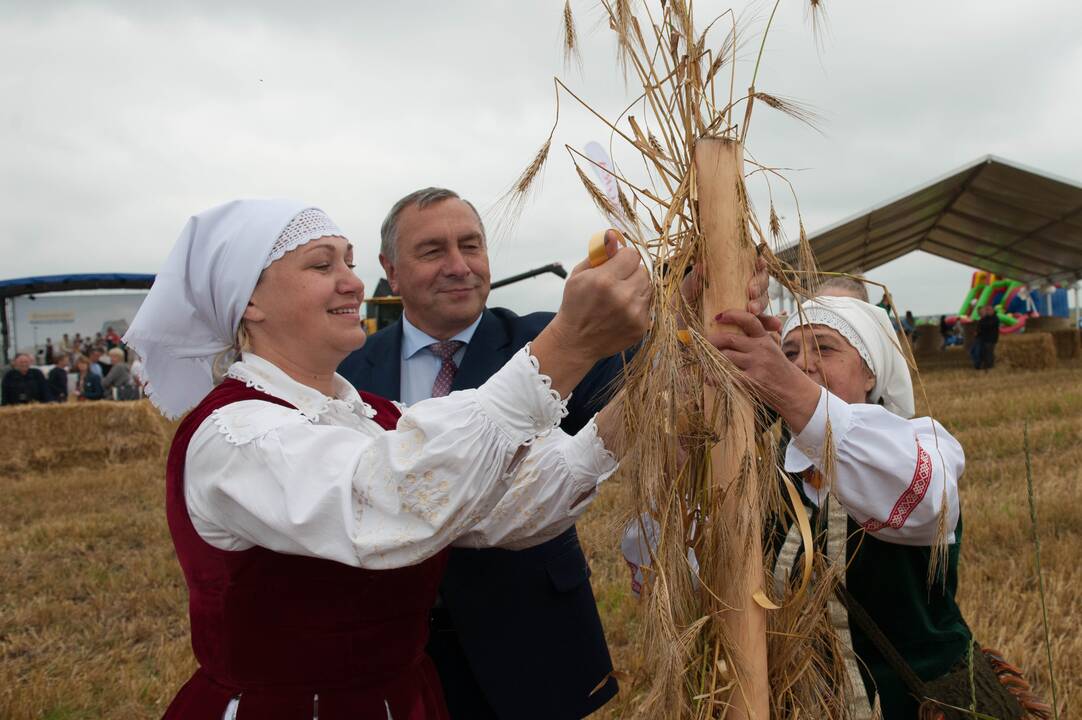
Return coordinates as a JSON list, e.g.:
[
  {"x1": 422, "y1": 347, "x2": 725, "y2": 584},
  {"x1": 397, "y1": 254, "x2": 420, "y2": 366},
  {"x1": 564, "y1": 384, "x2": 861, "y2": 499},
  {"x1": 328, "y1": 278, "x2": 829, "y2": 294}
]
[{"x1": 1, "y1": 337, "x2": 144, "y2": 406}]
